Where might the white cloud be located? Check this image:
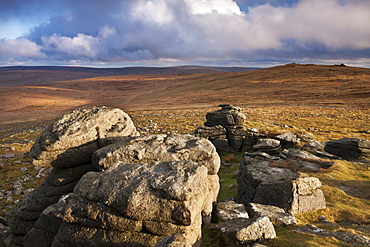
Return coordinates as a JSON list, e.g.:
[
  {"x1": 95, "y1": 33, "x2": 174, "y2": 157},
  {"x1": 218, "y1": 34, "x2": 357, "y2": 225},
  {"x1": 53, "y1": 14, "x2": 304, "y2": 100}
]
[
  {"x1": 0, "y1": 37, "x2": 45, "y2": 58},
  {"x1": 42, "y1": 33, "x2": 98, "y2": 57},
  {"x1": 1, "y1": 0, "x2": 369, "y2": 66},
  {"x1": 186, "y1": 0, "x2": 242, "y2": 15},
  {"x1": 130, "y1": 0, "x2": 175, "y2": 24},
  {"x1": 247, "y1": 0, "x2": 370, "y2": 49}
]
